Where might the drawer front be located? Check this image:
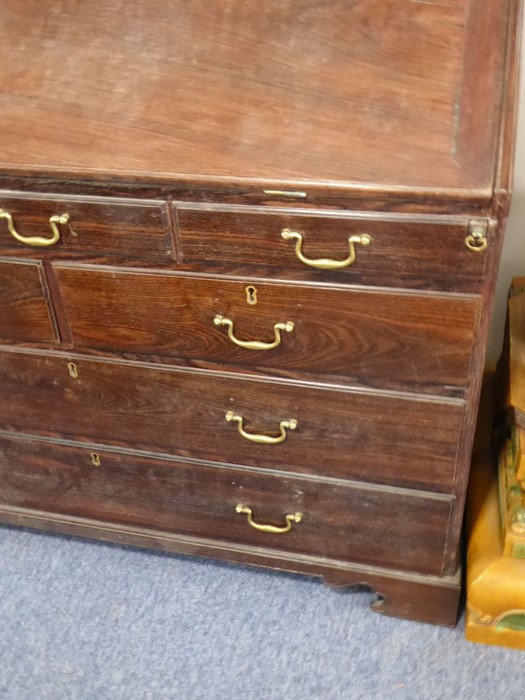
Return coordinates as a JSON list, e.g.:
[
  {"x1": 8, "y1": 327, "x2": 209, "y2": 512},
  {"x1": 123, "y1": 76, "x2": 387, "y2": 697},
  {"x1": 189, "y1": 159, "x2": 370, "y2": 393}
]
[
  {"x1": 0, "y1": 350, "x2": 464, "y2": 492},
  {"x1": 0, "y1": 260, "x2": 58, "y2": 344},
  {"x1": 0, "y1": 193, "x2": 173, "y2": 262},
  {"x1": 0, "y1": 435, "x2": 452, "y2": 576},
  {"x1": 54, "y1": 266, "x2": 481, "y2": 397},
  {"x1": 176, "y1": 205, "x2": 491, "y2": 292}
]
